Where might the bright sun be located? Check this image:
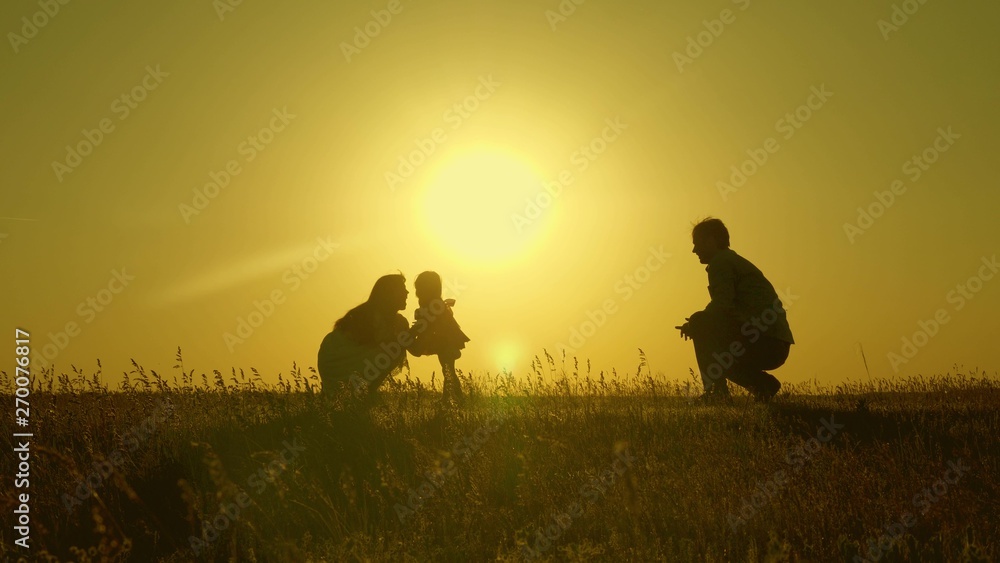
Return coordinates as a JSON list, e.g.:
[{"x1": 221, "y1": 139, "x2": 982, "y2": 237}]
[{"x1": 420, "y1": 149, "x2": 549, "y2": 265}]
